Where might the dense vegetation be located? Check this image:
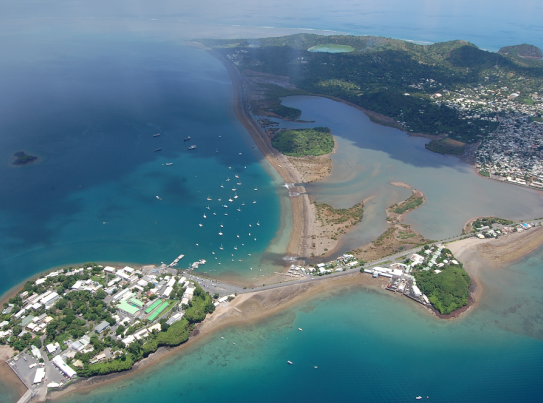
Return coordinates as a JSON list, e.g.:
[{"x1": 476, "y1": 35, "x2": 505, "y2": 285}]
[
  {"x1": 498, "y1": 44, "x2": 543, "y2": 59},
  {"x1": 415, "y1": 264, "x2": 471, "y2": 314},
  {"x1": 472, "y1": 217, "x2": 514, "y2": 230},
  {"x1": 270, "y1": 105, "x2": 302, "y2": 120},
  {"x1": 272, "y1": 127, "x2": 334, "y2": 156},
  {"x1": 201, "y1": 34, "x2": 543, "y2": 143},
  {"x1": 425, "y1": 139, "x2": 465, "y2": 155},
  {"x1": 390, "y1": 194, "x2": 424, "y2": 215},
  {"x1": 413, "y1": 248, "x2": 471, "y2": 315}
]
